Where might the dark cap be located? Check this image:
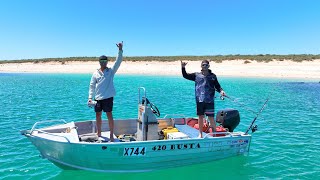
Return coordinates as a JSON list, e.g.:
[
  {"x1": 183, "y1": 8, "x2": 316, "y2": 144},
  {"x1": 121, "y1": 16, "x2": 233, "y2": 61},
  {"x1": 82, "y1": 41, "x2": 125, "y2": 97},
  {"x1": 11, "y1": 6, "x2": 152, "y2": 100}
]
[
  {"x1": 201, "y1": 60, "x2": 210, "y2": 64},
  {"x1": 99, "y1": 55, "x2": 108, "y2": 60}
]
